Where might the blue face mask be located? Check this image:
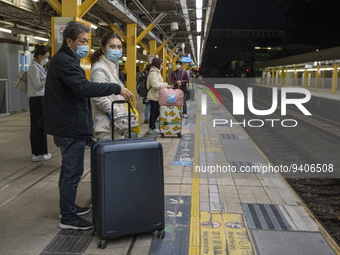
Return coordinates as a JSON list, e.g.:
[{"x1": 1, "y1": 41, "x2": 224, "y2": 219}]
[
  {"x1": 106, "y1": 49, "x2": 122, "y2": 62},
  {"x1": 74, "y1": 44, "x2": 89, "y2": 59}
]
